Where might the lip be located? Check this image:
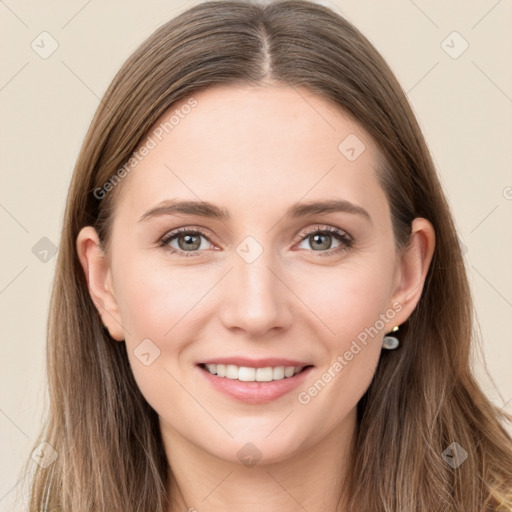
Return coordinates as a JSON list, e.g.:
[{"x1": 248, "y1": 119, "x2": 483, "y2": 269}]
[
  {"x1": 197, "y1": 364, "x2": 314, "y2": 404},
  {"x1": 198, "y1": 357, "x2": 311, "y2": 368}
]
